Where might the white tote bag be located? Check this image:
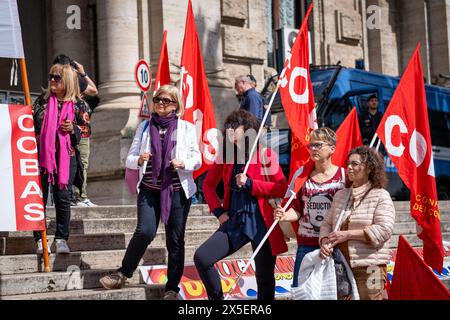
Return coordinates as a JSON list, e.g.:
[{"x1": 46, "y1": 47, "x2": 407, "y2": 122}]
[{"x1": 291, "y1": 190, "x2": 360, "y2": 300}]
